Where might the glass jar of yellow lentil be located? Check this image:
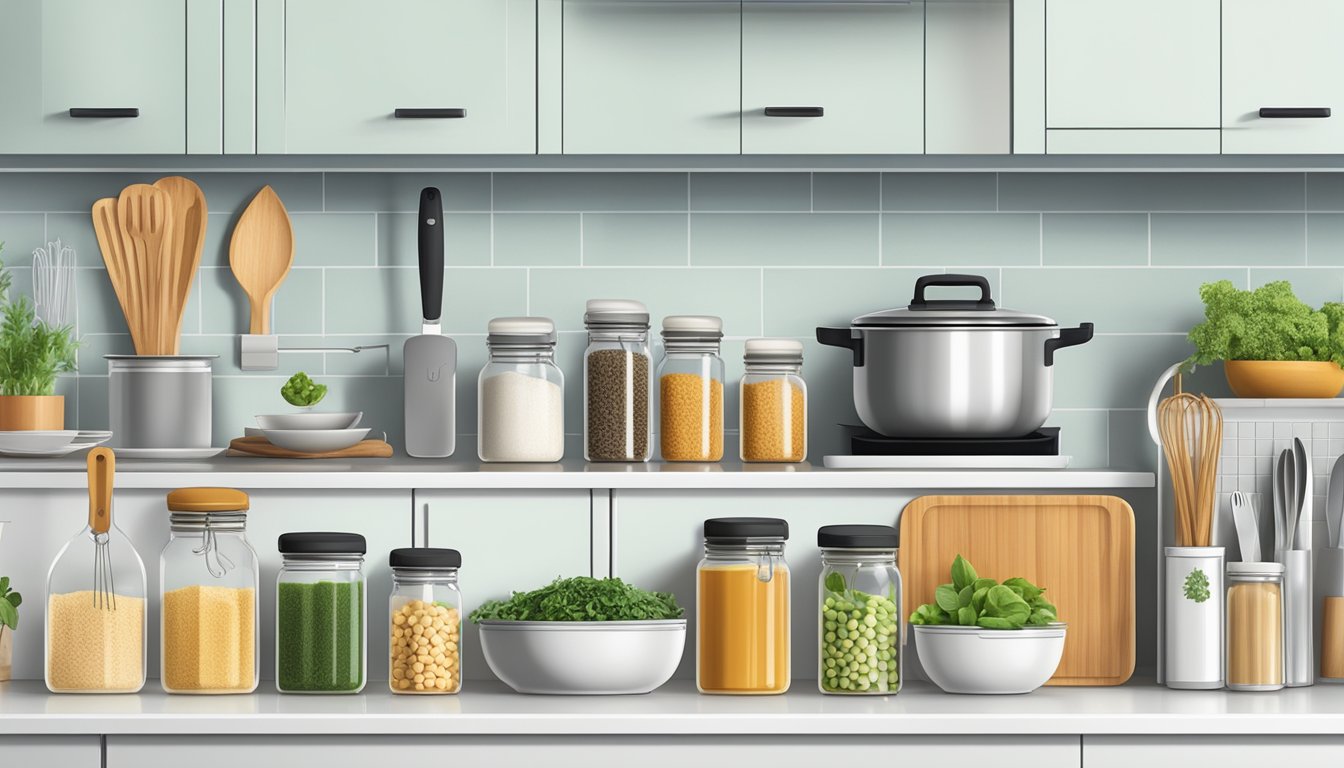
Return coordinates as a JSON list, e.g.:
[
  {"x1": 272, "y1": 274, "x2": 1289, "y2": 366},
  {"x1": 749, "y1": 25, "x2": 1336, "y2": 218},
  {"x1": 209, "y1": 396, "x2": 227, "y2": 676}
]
[
  {"x1": 159, "y1": 488, "x2": 259, "y2": 694},
  {"x1": 658, "y1": 315, "x2": 725, "y2": 462},
  {"x1": 740, "y1": 339, "x2": 807, "y2": 463},
  {"x1": 388, "y1": 548, "x2": 463, "y2": 694}
]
